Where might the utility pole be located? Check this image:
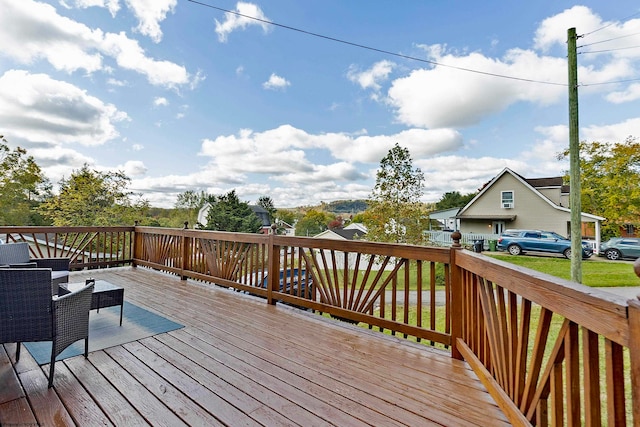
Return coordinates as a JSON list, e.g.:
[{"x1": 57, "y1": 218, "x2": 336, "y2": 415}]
[{"x1": 568, "y1": 27, "x2": 582, "y2": 283}]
